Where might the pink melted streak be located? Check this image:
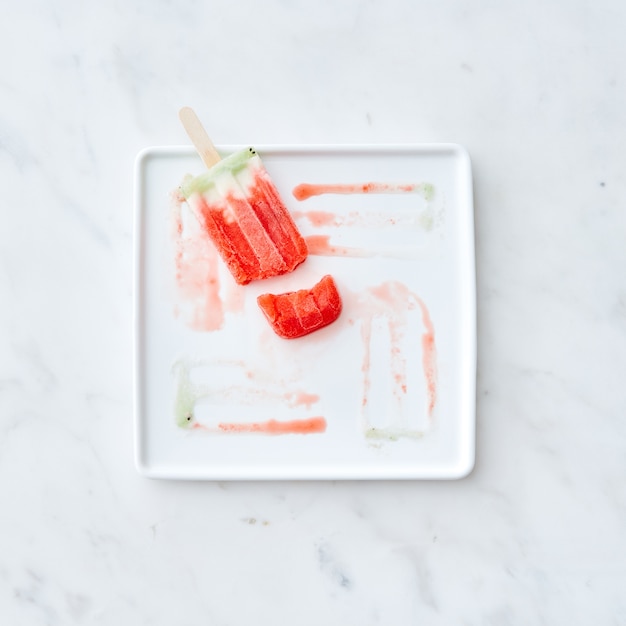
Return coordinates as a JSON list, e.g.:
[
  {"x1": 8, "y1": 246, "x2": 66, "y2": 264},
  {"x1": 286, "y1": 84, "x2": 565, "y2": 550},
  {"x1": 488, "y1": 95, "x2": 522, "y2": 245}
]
[
  {"x1": 293, "y1": 182, "x2": 421, "y2": 201},
  {"x1": 304, "y1": 235, "x2": 373, "y2": 258},
  {"x1": 358, "y1": 282, "x2": 438, "y2": 420},
  {"x1": 292, "y1": 210, "x2": 337, "y2": 227},
  {"x1": 285, "y1": 391, "x2": 320, "y2": 409},
  {"x1": 414, "y1": 296, "x2": 438, "y2": 416},
  {"x1": 215, "y1": 417, "x2": 326, "y2": 435},
  {"x1": 171, "y1": 191, "x2": 246, "y2": 332},
  {"x1": 171, "y1": 192, "x2": 224, "y2": 331}
]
